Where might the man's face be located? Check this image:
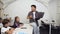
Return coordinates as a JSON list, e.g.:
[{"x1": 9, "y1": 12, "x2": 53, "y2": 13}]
[{"x1": 31, "y1": 7, "x2": 36, "y2": 11}]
